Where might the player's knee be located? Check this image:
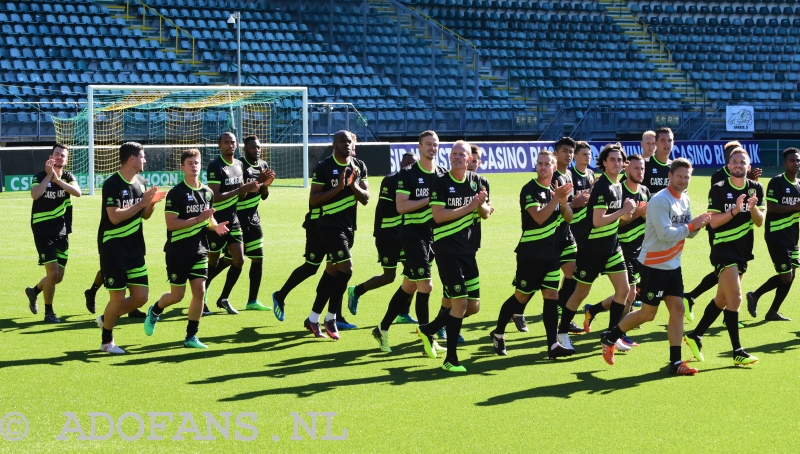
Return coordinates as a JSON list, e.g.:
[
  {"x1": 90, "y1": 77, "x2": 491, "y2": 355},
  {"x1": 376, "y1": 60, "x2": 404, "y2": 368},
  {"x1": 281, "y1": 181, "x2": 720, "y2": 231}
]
[
  {"x1": 540, "y1": 289, "x2": 558, "y2": 302},
  {"x1": 465, "y1": 299, "x2": 480, "y2": 317},
  {"x1": 381, "y1": 269, "x2": 397, "y2": 283},
  {"x1": 173, "y1": 287, "x2": 186, "y2": 302},
  {"x1": 231, "y1": 256, "x2": 245, "y2": 268},
  {"x1": 336, "y1": 261, "x2": 352, "y2": 275},
  {"x1": 781, "y1": 273, "x2": 794, "y2": 285},
  {"x1": 417, "y1": 280, "x2": 433, "y2": 293}
]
